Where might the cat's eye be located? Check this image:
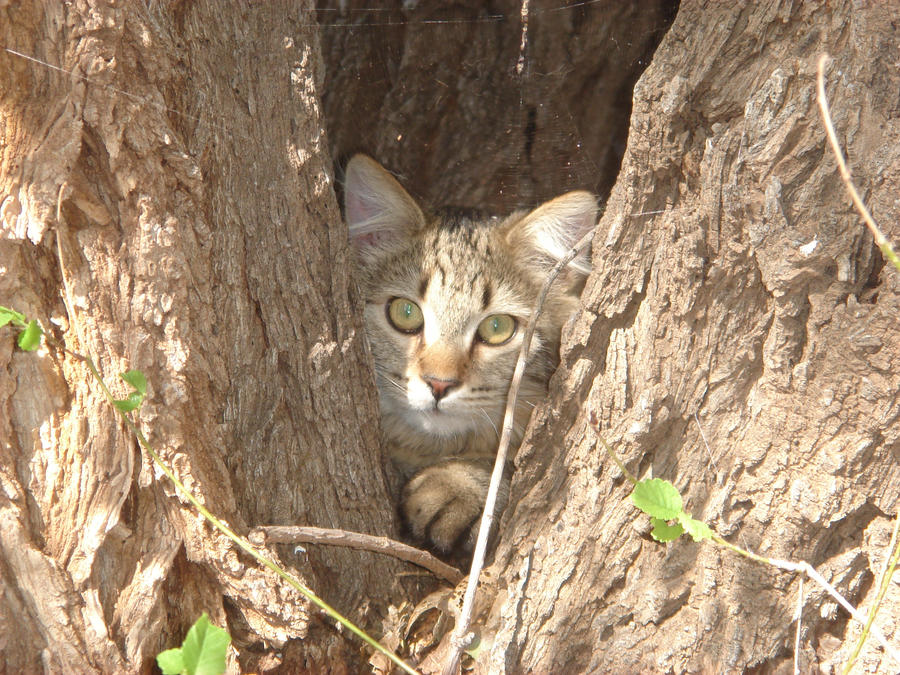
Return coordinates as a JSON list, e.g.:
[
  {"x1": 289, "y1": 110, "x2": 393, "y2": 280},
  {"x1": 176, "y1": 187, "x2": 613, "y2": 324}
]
[
  {"x1": 476, "y1": 314, "x2": 517, "y2": 345},
  {"x1": 386, "y1": 297, "x2": 424, "y2": 333}
]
